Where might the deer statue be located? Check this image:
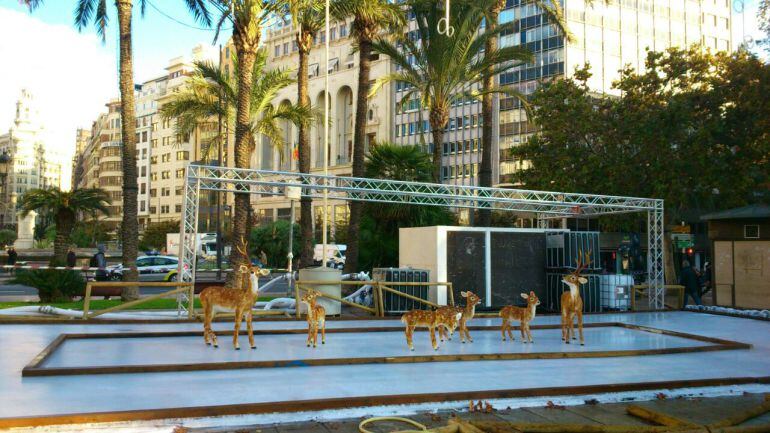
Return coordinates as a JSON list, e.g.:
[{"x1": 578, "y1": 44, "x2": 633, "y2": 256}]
[
  {"x1": 561, "y1": 250, "x2": 591, "y2": 345},
  {"x1": 401, "y1": 308, "x2": 461, "y2": 351},
  {"x1": 200, "y1": 240, "x2": 270, "y2": 349},
  {"x1": 300, "y1": 289, "x2": 326, "y2": 348},
  {"x1": 436, "y1": 291, "x2": 482, "y2": 343},
  {"x1": 499, "y1": 291, "x2": 540, "y2": 343}
]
